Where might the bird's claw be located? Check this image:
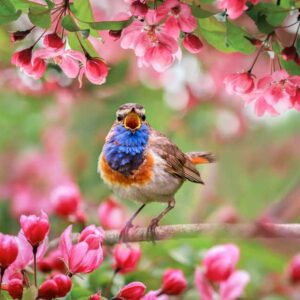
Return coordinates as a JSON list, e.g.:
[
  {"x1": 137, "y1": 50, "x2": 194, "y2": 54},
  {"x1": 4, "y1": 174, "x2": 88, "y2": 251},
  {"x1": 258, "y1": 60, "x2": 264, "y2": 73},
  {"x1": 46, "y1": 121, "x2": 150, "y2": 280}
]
[
  {"x1": 119, "y1": 222, "x2": 134, "y2": 243},
  {"x1": 146, "y1": 219, "x2": 159, "y2": 244}
]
